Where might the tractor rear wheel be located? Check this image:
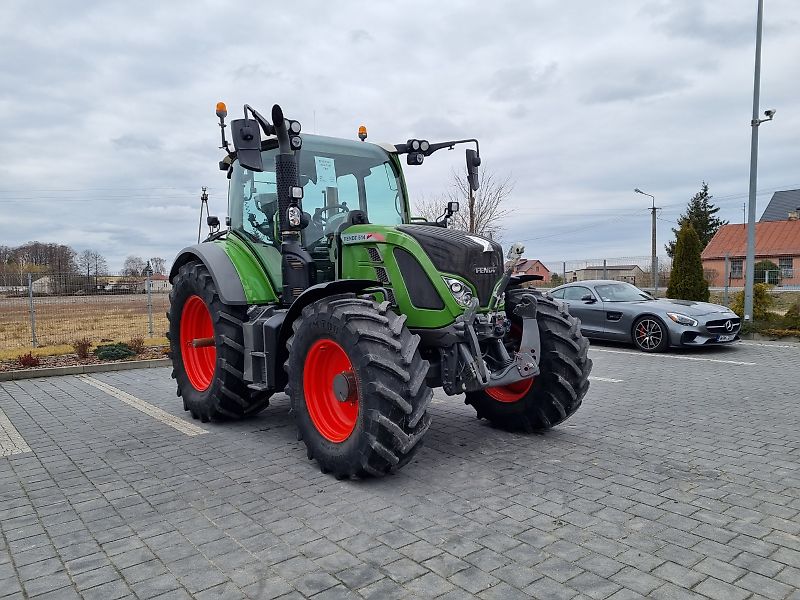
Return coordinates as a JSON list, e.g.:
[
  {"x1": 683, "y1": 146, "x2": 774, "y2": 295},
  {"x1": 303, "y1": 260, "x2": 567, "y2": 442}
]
[
  {"x1": 286, "y1": 294, "x2": 432, "y2": 478},
  {"x1": 168, "y1": 260, "x2": 270, "y2": 421},
  {"x1": 465, "y1": 290, "x2": 592, "y2": 431}
]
